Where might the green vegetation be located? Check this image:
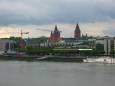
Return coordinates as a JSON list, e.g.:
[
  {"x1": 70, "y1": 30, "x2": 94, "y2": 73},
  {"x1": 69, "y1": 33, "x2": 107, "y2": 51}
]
[
  {"x1": 16, "y1": 46, "x2": 105, "y2": 56},
  {"x1": 26, "y1": 46, "x2": 53, "y2": 55}
]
